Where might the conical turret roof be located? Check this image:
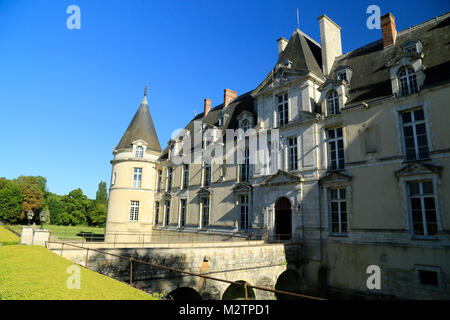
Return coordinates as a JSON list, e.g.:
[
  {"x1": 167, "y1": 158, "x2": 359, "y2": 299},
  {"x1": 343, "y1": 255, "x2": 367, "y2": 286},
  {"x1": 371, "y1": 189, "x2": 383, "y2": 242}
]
[{"x1": 116, "y1": 95, "x2": 161, "y2": 152}]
